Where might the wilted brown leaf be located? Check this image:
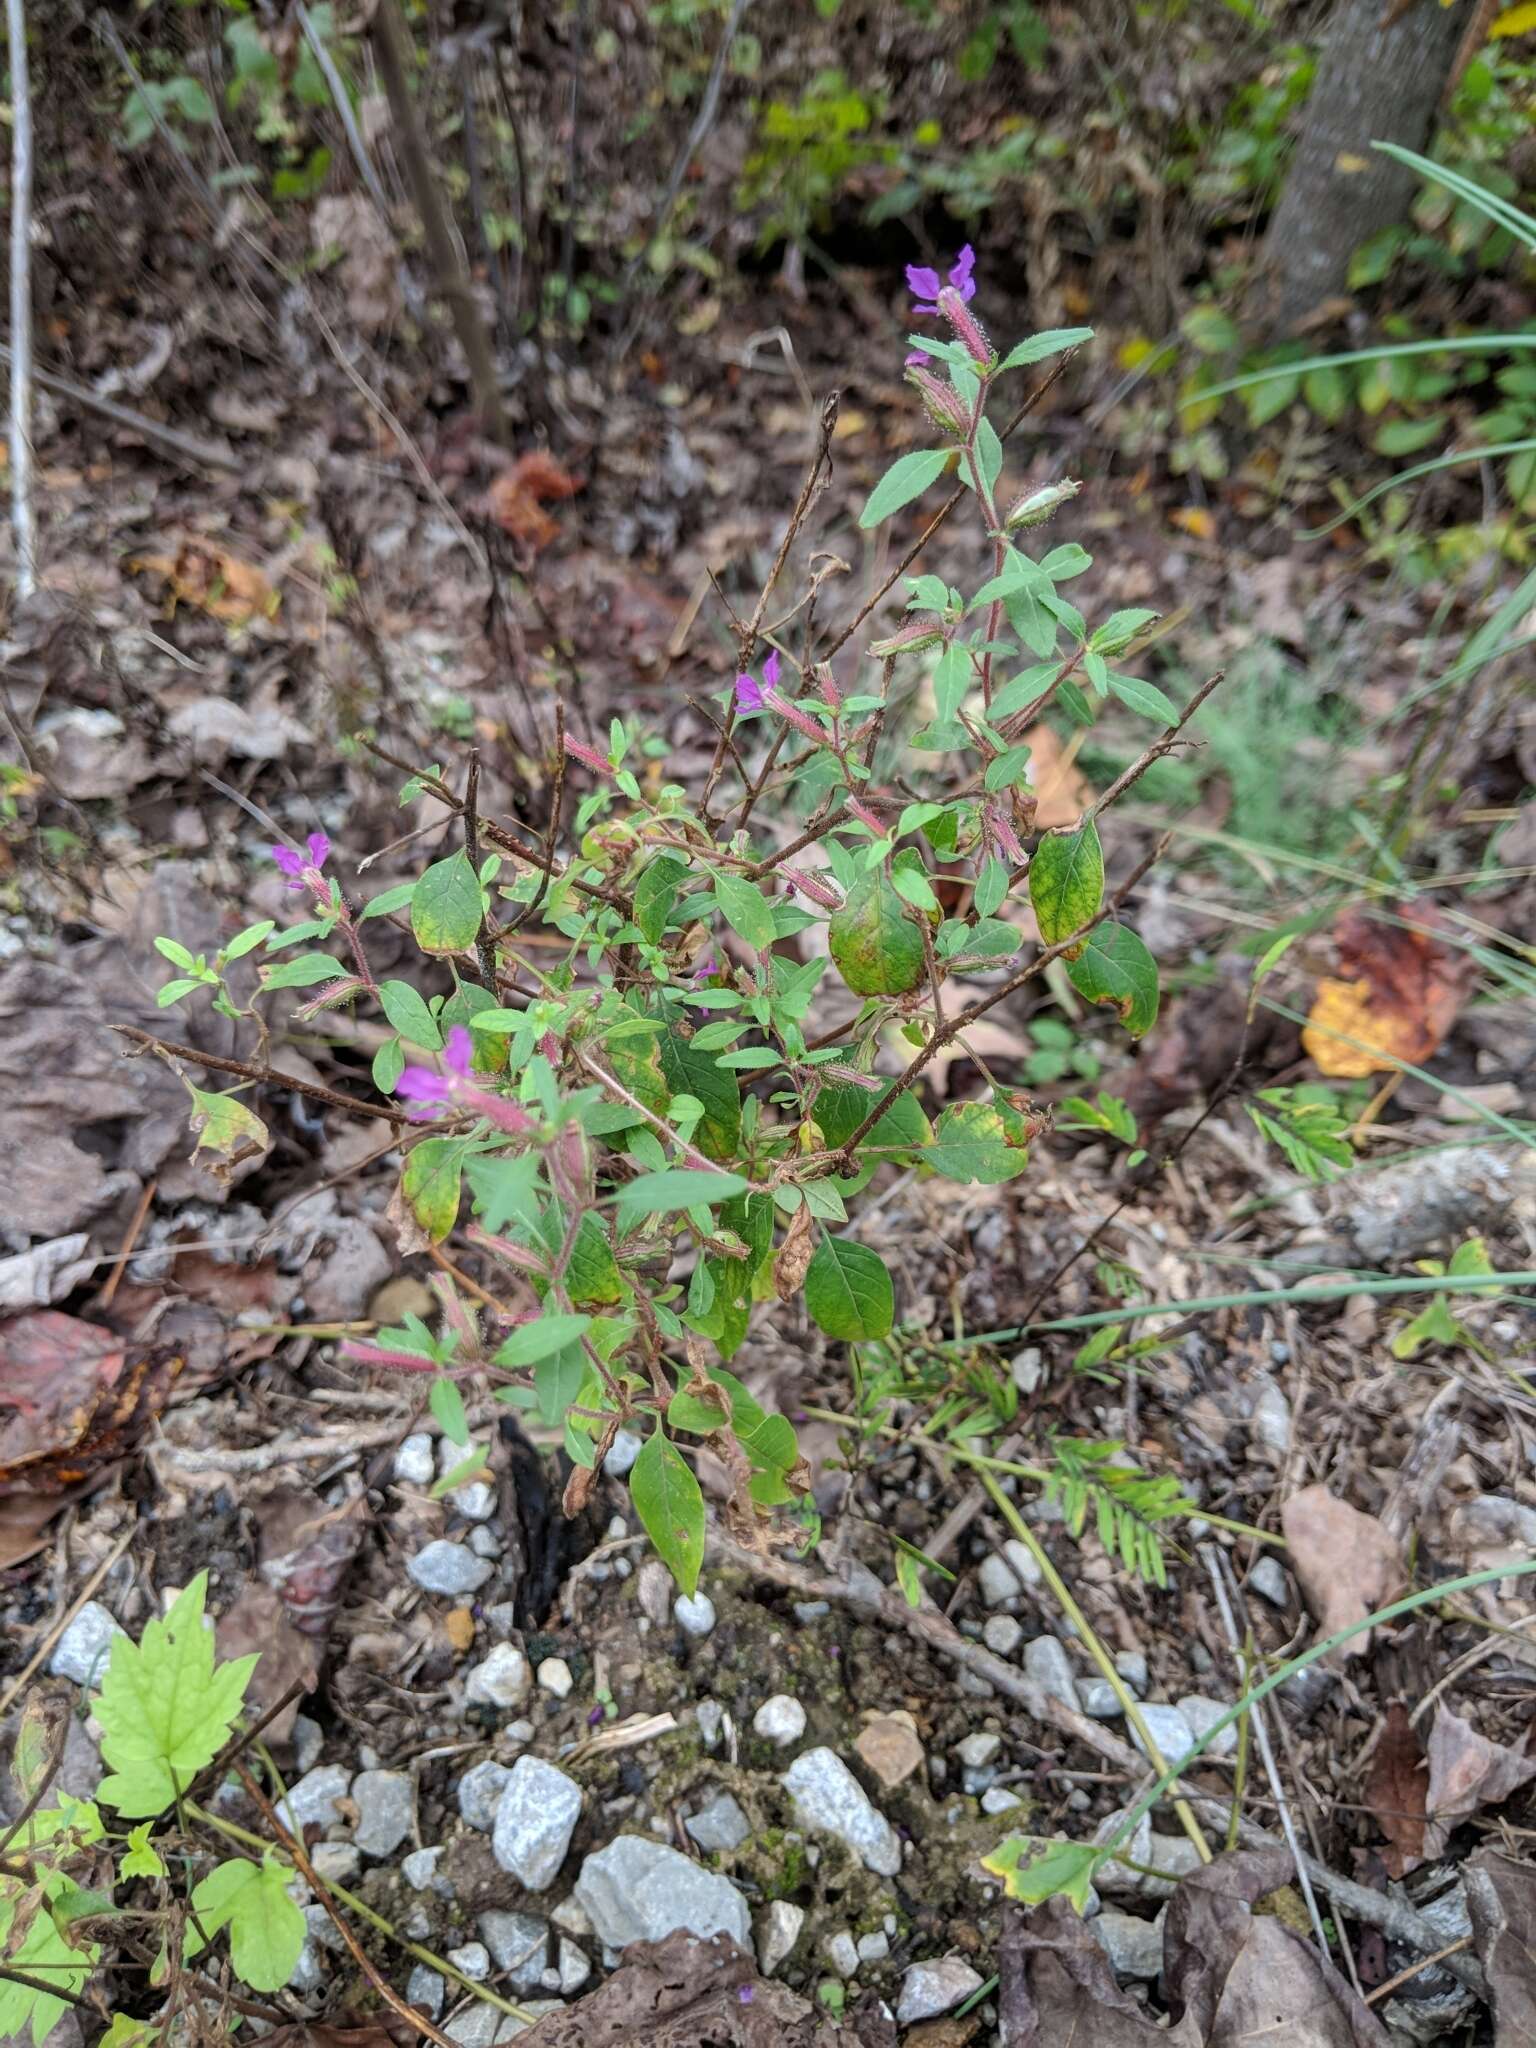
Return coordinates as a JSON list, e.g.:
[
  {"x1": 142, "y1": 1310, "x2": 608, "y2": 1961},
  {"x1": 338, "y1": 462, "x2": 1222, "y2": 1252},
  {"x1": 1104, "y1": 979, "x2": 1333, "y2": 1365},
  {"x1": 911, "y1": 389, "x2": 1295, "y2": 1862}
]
[
  {"x1": 773, "y1": 1202, "x2": 815, "y2": 1301},
  {"x1": 488, "y1": 450, "x2": 584, "y2": 552},
  {"x1": 0, "y1": 1313, "x2": 181, "y2": 1495},
  {"x1": 1423, "y1": 1707, "x2": 1536, "y2": 1860},
  {"x1": 216, "y1": 1582, "x2": 318, "y2": 1742},
  {"x1": 1279, "y1": 1485, "x2": 1402, "y2": 1659},
  {"x1": 1363, "y1": 1703, "x2": 1426, "y2": 1877},
  {"x1": 132, "y1": 539, "x2": 279, "y2": 625},
  {"x1": 1303, "y1": 906, "x2": 1474, "y2": 1079}
]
